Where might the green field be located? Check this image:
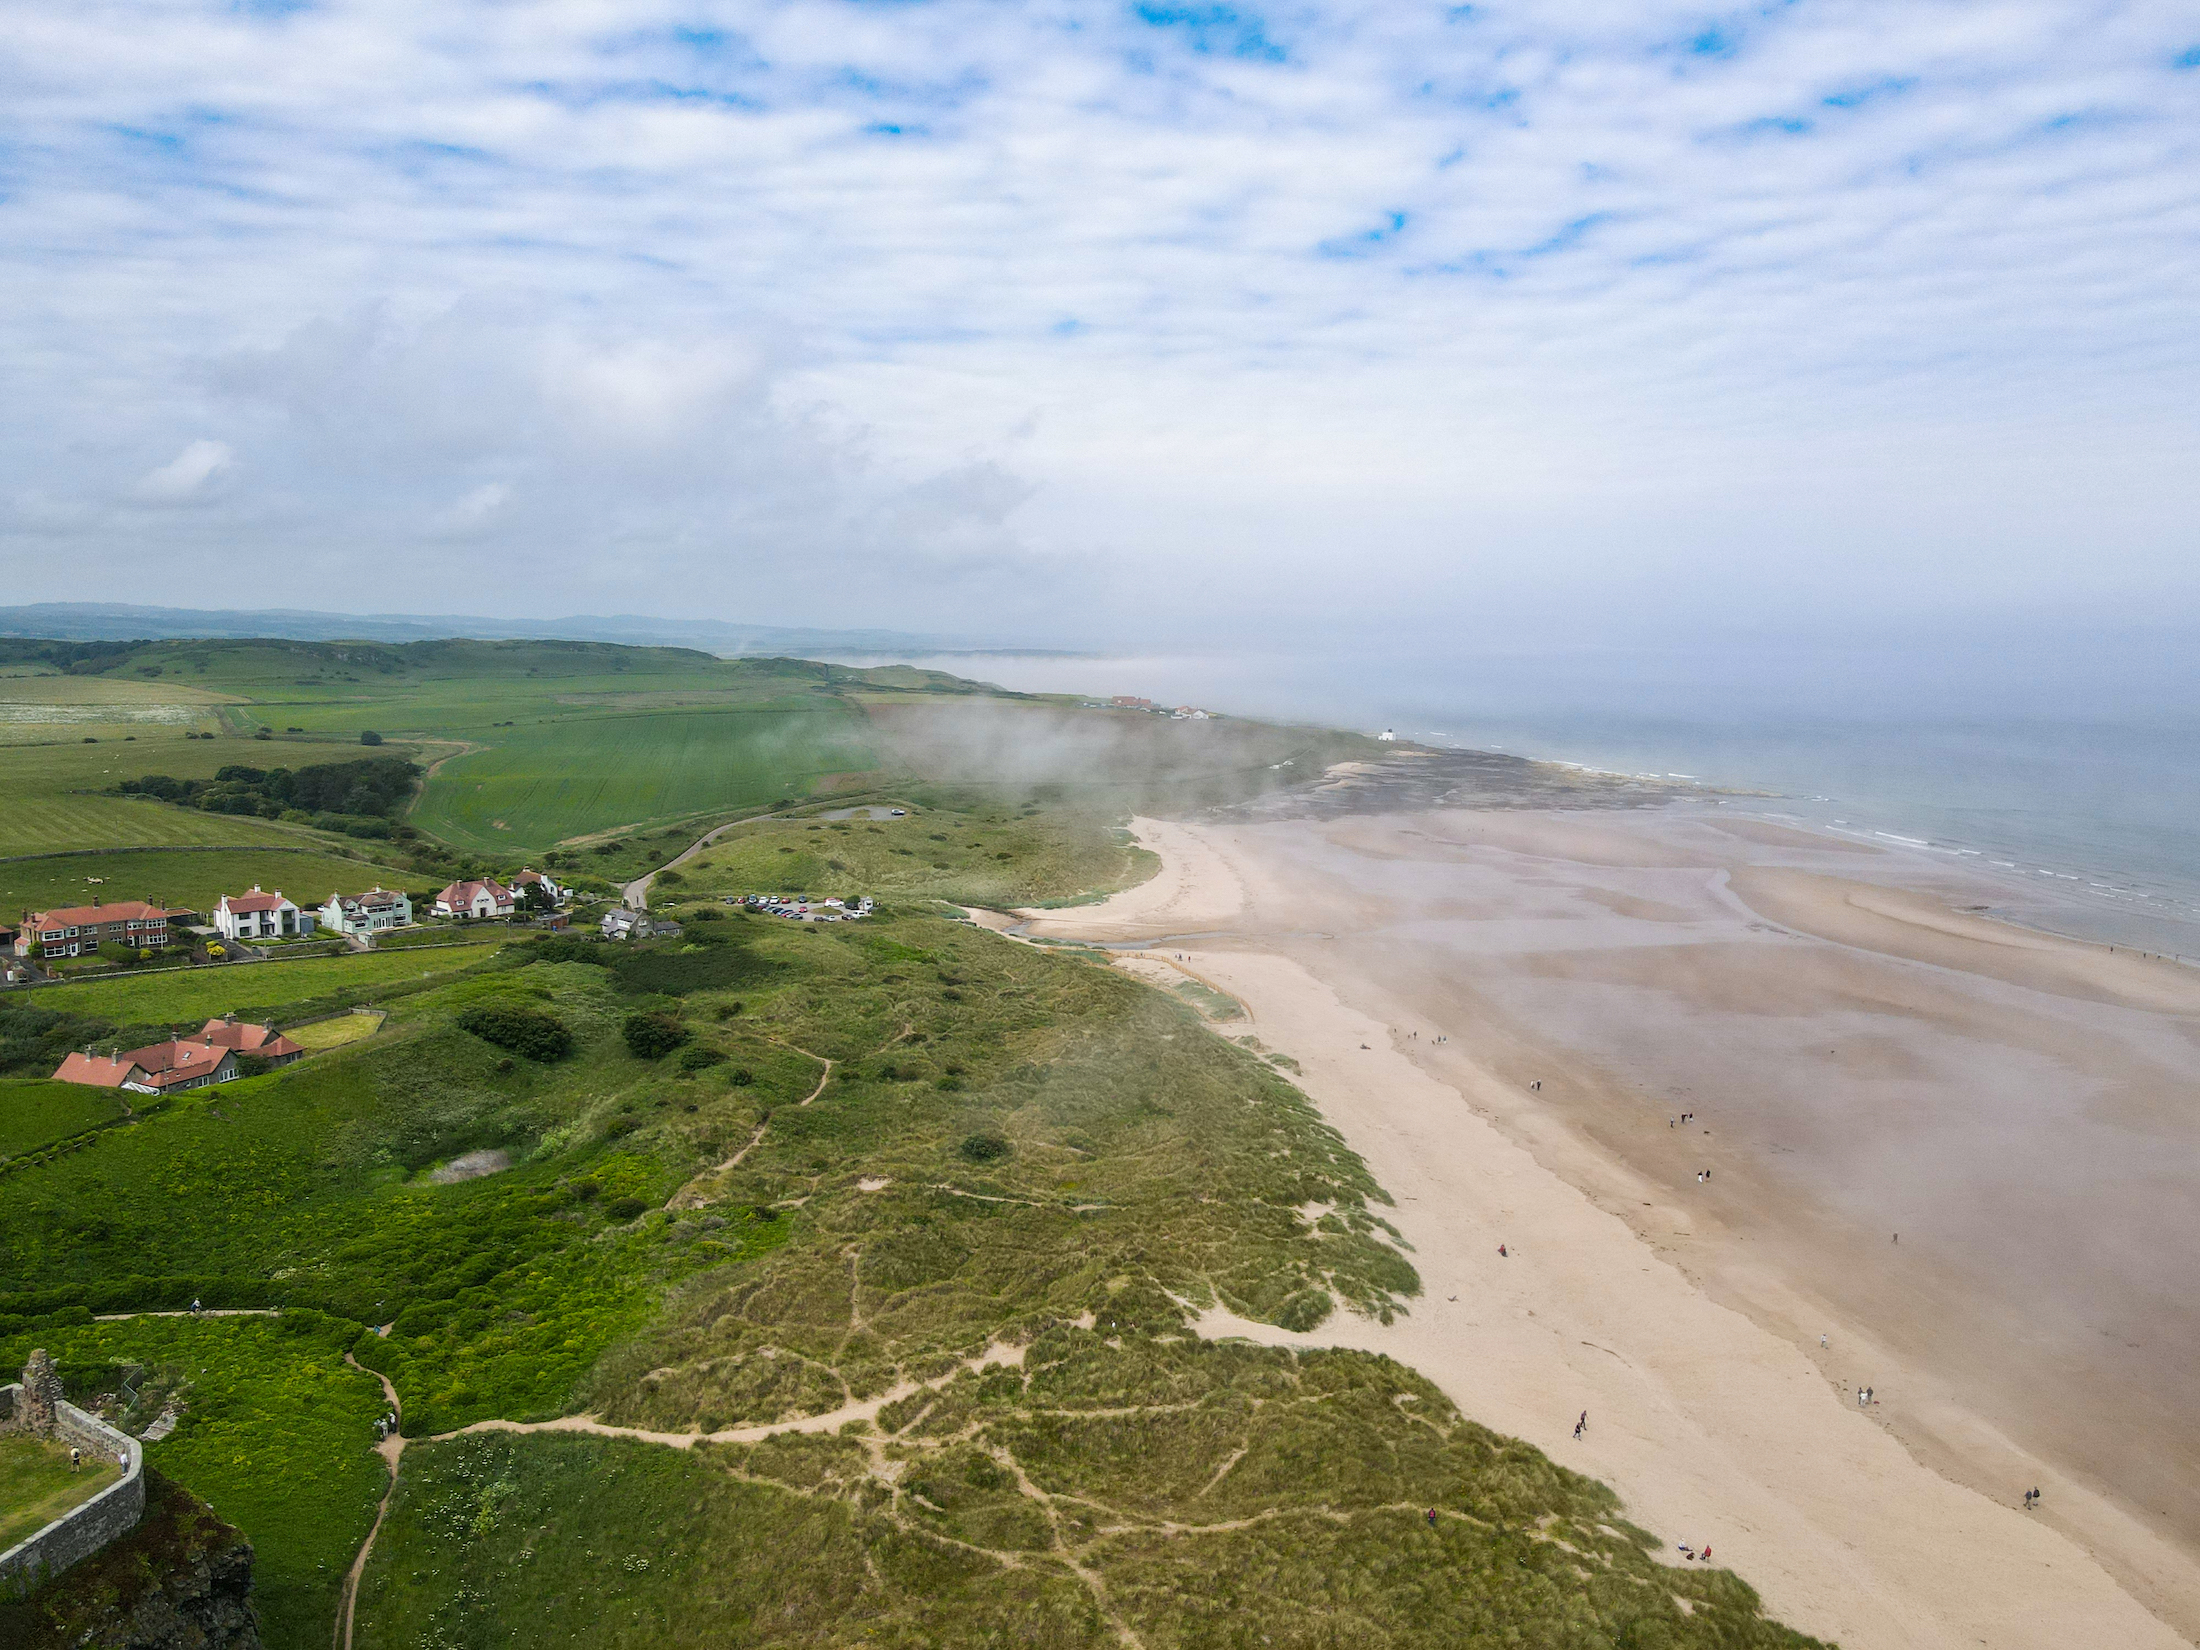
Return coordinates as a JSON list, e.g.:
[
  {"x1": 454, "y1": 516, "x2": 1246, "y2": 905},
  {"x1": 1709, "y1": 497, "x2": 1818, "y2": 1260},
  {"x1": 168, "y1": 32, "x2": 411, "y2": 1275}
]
[
  {"x1": 410, "y1": 703, "x2": 877, "y2": 854},
  {"x1": 28, "y1": 943, "x2": 504, "y2": 1026},
  {"x1": 0, "y1": 846, "x2": 417, "y2": 923},
  {"x1": 0, "y1": 731, "x2": 393, "y2": 859},
  {"x1": 0, "y1": 1078, "x2": 126, "y2": 1158}
]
